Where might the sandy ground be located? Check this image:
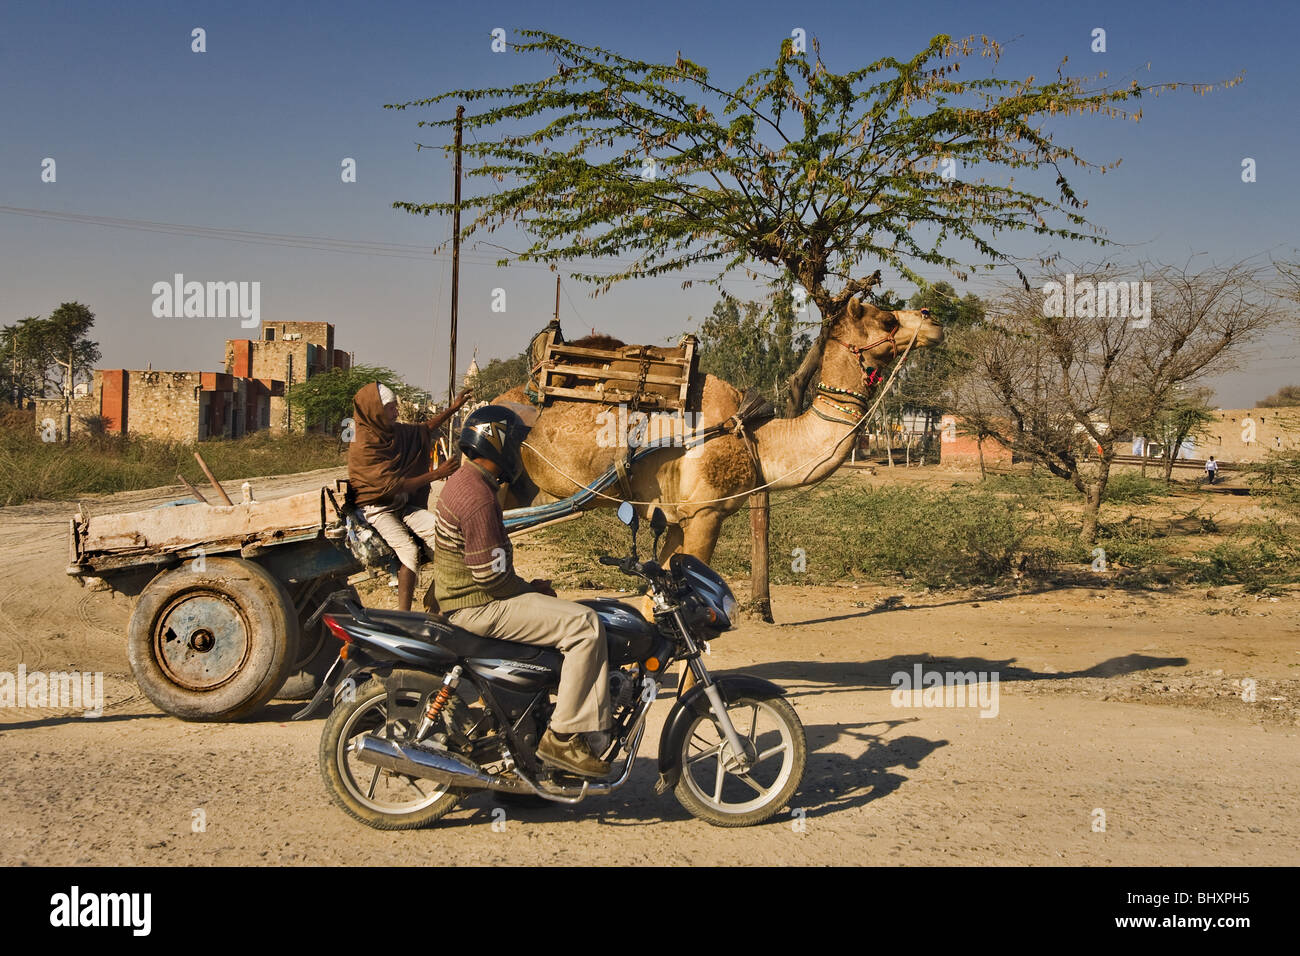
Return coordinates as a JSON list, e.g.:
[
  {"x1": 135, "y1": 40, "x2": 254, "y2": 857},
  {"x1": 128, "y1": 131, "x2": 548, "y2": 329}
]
[{"x1": 0, "y1": 469, "x2": 1296, "y2": 865}]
